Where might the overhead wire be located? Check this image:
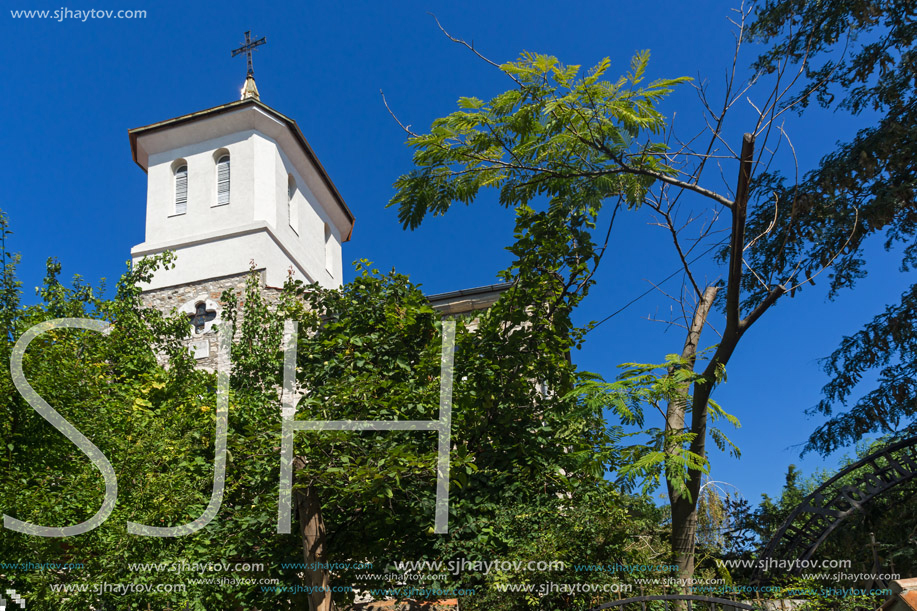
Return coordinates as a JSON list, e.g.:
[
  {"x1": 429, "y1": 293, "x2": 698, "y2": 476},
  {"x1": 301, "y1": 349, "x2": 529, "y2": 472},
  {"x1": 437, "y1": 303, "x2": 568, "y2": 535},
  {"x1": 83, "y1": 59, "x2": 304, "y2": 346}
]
[{"x1": 588, "y1": 239, "x2": 728, "y2": 332}]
